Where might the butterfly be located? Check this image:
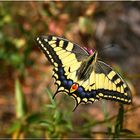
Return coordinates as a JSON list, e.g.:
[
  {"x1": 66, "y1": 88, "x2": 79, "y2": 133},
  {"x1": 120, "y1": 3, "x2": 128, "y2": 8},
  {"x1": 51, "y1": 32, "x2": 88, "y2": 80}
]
[{"x1": 36, "y1": 35, "x2": 132, "y2": 111}]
